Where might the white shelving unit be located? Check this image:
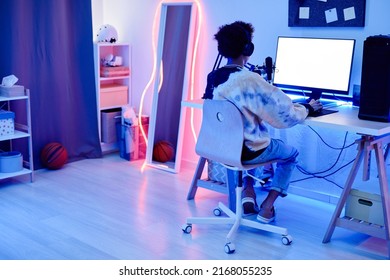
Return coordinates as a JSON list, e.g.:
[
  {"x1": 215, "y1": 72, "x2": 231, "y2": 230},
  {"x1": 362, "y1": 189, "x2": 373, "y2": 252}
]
[
  {"x1": 93, "y1": 42, "x2": 131, "y2": 153},
  {"x1": 0, "y1": 90, "x2": 34, "y2": 182}
]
